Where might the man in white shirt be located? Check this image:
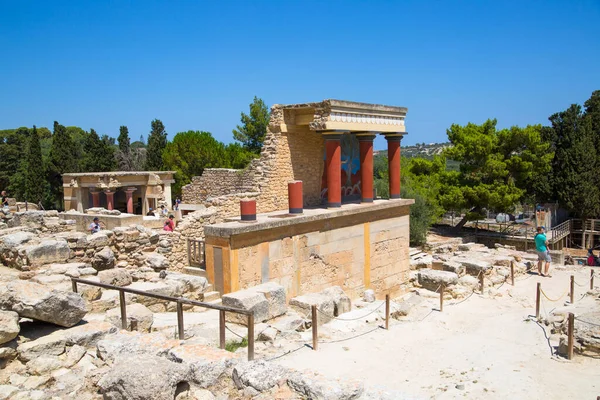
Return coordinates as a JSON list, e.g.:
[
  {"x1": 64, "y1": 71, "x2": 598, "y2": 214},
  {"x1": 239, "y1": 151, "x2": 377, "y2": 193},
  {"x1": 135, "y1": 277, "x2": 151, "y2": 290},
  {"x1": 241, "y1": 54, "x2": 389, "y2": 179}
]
[{"x1": 89, "y1": 217, "x2": 101, "y2": 234}]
